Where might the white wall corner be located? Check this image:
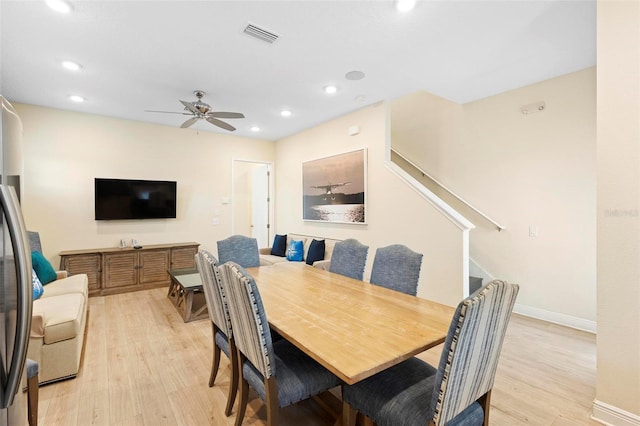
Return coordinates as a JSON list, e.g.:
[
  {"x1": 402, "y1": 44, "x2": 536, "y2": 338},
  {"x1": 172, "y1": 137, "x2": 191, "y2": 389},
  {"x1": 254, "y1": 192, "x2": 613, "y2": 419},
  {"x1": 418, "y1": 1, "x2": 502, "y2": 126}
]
[
  {"x1": 514, "y1": 303, "x2": 596, "y2": 334},
  {"x1": 592, "y1": 399, "x2": 640, "y2": 426}
]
